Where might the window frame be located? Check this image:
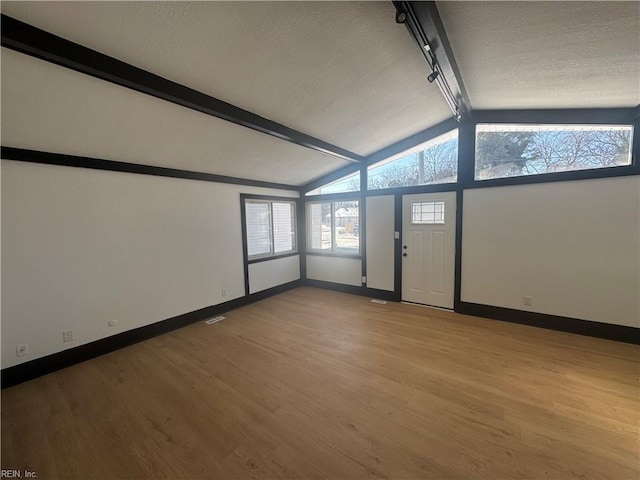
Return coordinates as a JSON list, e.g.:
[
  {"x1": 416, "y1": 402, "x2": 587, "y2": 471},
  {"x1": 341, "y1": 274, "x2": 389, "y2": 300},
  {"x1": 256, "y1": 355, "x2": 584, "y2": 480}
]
[
  {"x1": 465, "y1": 110, "x2": 638, "y2": 190},
  {"x1": 367, "y1": 129, "x2": 459, "y2": 191},
  {"x1": 411, "y1": 200, "x2": 446, "y2": 225},
  {"x1": 305, "y1": 171, "x2": 361, "y2": 196},
  {"x1": 241, "y1": 194, "x2": 298, "y2": 264},
  {"x1": 473, "y1": 123, "x2": 635, "y2": 182},
  {"x1": 306, "y1": 199, "x2": 361, "y2": 258}
]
